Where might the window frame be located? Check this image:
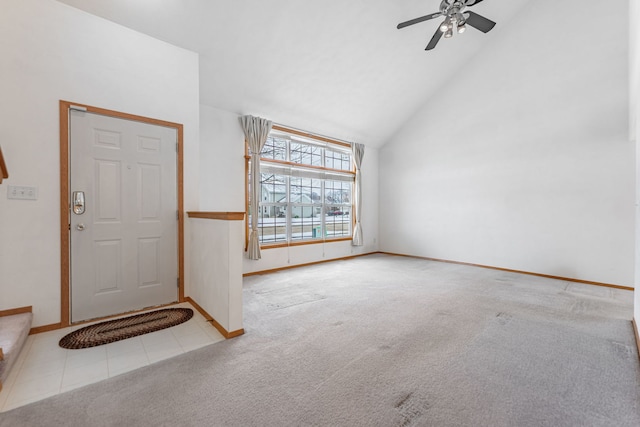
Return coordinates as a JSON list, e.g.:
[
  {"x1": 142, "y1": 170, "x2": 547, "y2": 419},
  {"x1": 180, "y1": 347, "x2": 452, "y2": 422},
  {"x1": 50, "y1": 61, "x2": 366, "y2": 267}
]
[{"x1": 245, "y1": 125, "x2": 355, "y2": 250}]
